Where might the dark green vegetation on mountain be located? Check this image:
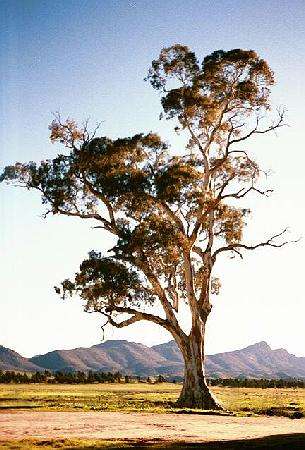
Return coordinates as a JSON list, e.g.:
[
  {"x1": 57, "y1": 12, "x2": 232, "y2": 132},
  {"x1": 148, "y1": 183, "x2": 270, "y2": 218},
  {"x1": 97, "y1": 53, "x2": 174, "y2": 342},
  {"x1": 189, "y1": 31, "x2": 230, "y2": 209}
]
[{"x1": 2, "y1": 340, "x2": 305, "y2": 380}]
